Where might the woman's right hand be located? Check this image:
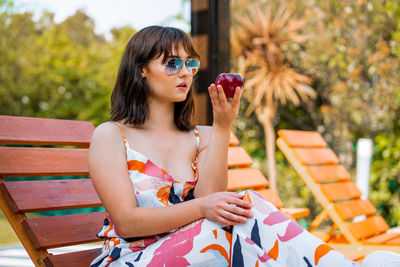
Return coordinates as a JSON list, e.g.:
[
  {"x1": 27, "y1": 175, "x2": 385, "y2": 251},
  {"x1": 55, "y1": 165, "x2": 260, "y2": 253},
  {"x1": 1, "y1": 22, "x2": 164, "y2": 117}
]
[
  {"x1": 208, "y1": 84, "x2": 242, "y2": 129},
  {"x1": 199, "y1": 191, "x2": 253, "y2": 225}
]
